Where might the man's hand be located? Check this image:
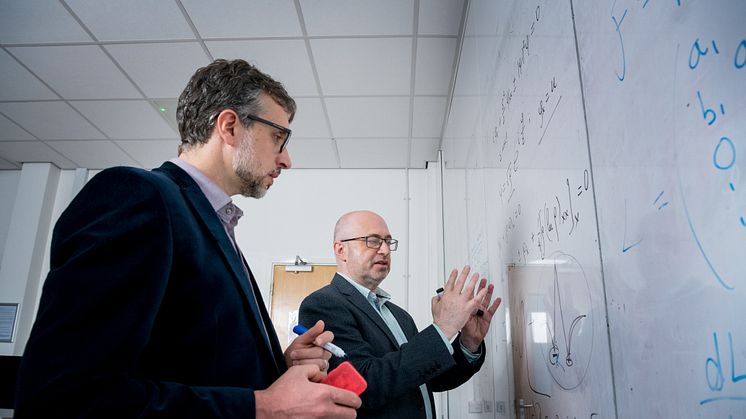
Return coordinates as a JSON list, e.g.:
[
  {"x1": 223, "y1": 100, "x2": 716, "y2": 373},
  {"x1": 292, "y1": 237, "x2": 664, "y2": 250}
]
[
  {"x1": 460, "y1": 279, "x2": 502, "y2": 352},
  {"x1": 285, "y1": 320, "x2": 334, "y2": 373},
  {"x1": 431, "y1": 266, "x2": 490, "y2": 339},
  {"x1": 255, "y1": 364, "x2": 361, "y2": 419}
]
